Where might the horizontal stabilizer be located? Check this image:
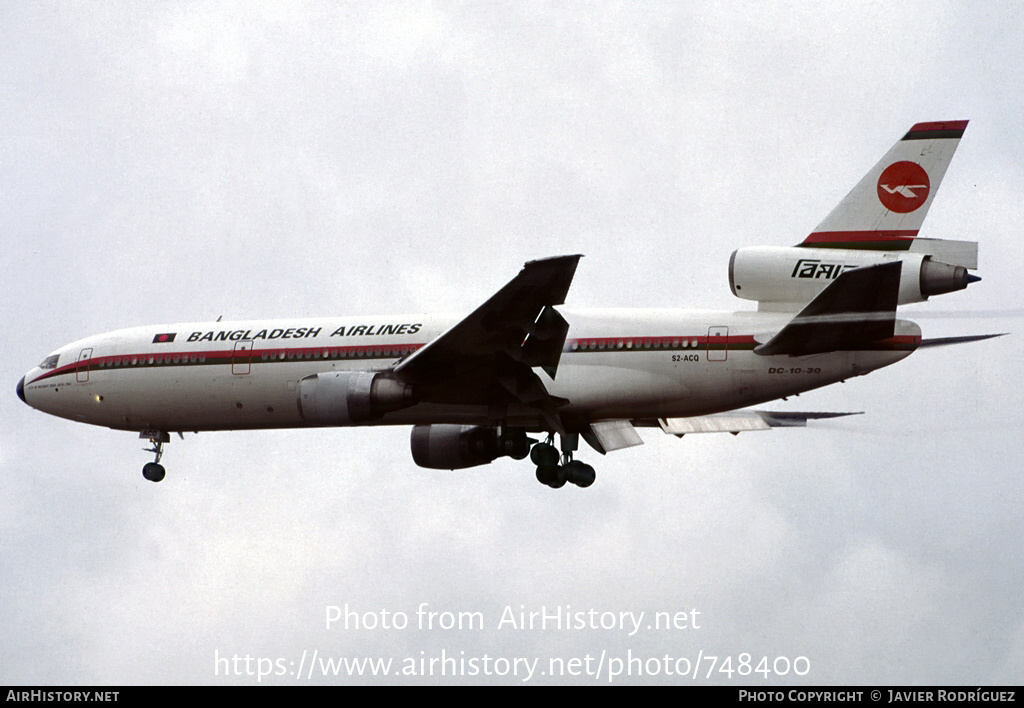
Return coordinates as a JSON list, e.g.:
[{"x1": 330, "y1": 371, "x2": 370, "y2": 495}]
[
  {"x1": 656, "y1": 410, "x2": 862, "y2": 436},
  {"x1": 754, "y1": 261, "x2": 900, "y2": 356},
  {"x1": 906, "y1": 237, "x2": 978, "y2": 270},
  {"x1": 918, "y1": 333, "x2": 1006, "y2": 348}
]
